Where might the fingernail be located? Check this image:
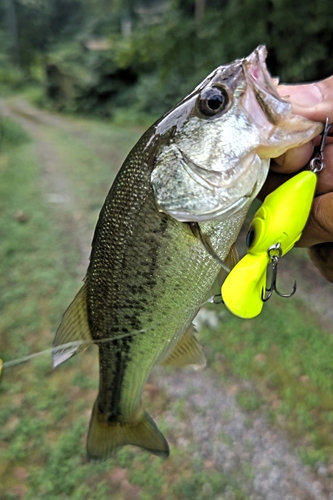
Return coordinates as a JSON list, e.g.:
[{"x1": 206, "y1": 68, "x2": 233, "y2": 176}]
[{"x1": 279, "y1": 84, "x2": 323, "y2": 107}]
